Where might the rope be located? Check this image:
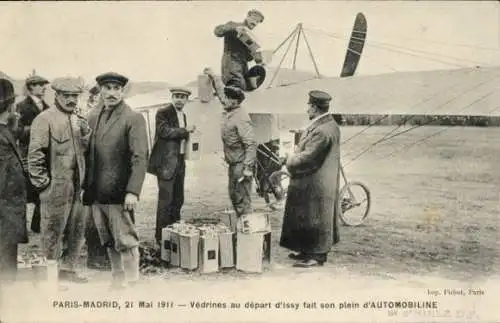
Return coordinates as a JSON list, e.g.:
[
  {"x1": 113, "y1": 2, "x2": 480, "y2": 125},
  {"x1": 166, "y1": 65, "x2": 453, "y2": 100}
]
[
  {"x1": 304, "y1": 27, "x2": 485, "y2": 68},
  {"x1": 342, "y1": 71, "x2": 500, "y2": 166},
  {"x1": 341, "y1": 67, "x2": 478, "y2": 147},
  {"x1": 349, "y1": 35, "x2": 490, "y2": 67},
  {"x1": 379, "y1": 89, "x2": 499, "y2": 159},
  {"x1": 307, "y1": 26, "x2": 500, "y2": 52}
]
